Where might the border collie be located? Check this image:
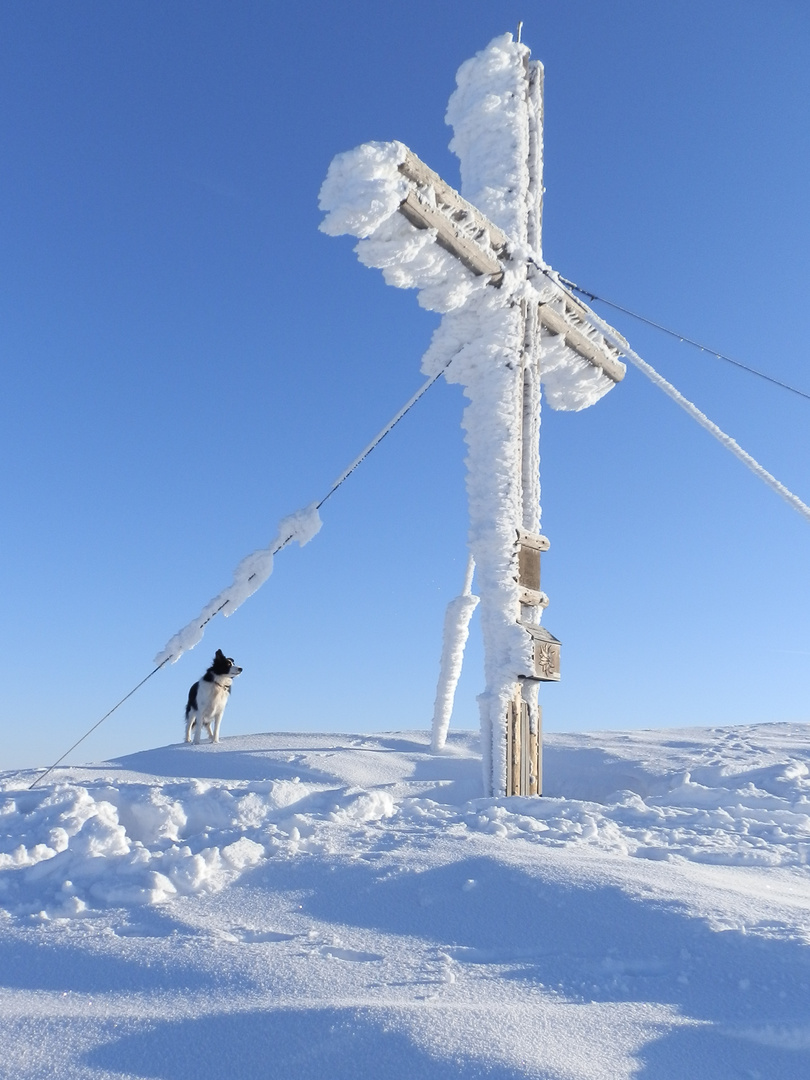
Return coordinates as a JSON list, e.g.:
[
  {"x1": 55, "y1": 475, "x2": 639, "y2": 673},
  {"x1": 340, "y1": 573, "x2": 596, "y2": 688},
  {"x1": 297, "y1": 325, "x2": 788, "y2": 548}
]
[{"x1": 184, "y1": 650, "x2": 243, "y2": 744}]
